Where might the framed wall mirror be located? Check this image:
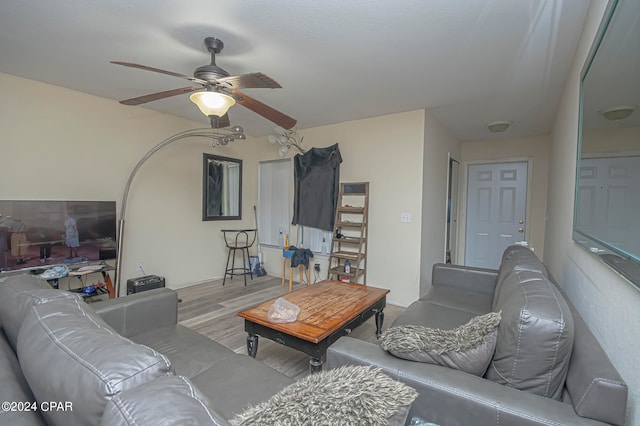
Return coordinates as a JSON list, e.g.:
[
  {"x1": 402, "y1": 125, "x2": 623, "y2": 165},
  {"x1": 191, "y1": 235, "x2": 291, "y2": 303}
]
[
  {"x1": 574, "y1": 0, "x2": 640, "y2": 287},
  {"x1": 203, "y1": 154, "x2": 242, "y2": 221}
]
